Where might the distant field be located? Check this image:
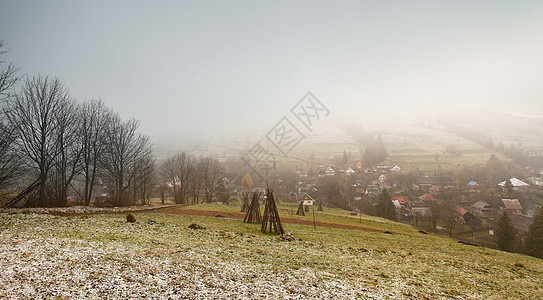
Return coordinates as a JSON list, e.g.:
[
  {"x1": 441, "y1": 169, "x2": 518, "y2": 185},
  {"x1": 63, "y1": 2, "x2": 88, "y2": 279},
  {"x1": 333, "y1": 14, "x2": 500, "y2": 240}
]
[
  {"x1": 381, "y1": 124, "x2": 509, "y2": 172},
  {"x1": 2, "y1": 203, "x2": 542, "y2": 299},
  {"x1": 193, "y1": 123, "x2": 362, "y2": 168},
  {"x1": 167, "y1": 119, "x2": 529, "y2": 174}
]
